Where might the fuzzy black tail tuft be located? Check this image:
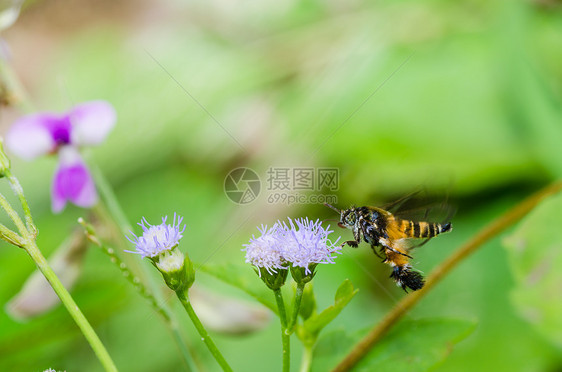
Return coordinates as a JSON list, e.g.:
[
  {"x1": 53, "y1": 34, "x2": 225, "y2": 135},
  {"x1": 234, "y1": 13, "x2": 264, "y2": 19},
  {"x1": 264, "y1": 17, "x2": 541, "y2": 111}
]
[{"x1": 390, "y1": 266, "x2": 425, "y2": 292}]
